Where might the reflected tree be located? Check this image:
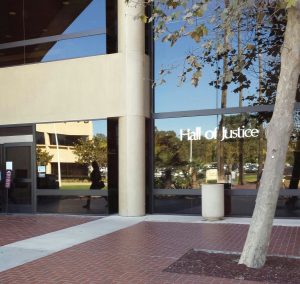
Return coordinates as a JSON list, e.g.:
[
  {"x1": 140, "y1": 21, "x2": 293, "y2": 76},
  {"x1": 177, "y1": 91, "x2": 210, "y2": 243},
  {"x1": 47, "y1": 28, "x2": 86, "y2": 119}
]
[
  {"x1": 155, "y1": 129, "x2": 187, "y2": 188},
  {"x1": 73, "y1": 134, "x2": 107, "y2": 167},
  {"x1": 36, "y1": 147, "x2": 53, "y2": 167}
]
